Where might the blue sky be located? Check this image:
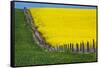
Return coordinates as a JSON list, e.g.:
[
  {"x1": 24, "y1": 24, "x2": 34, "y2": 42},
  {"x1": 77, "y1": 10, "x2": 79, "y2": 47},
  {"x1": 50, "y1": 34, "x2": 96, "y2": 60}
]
[{"x1": 15, "y1": 2, "x2": 96, "y2": 9}]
